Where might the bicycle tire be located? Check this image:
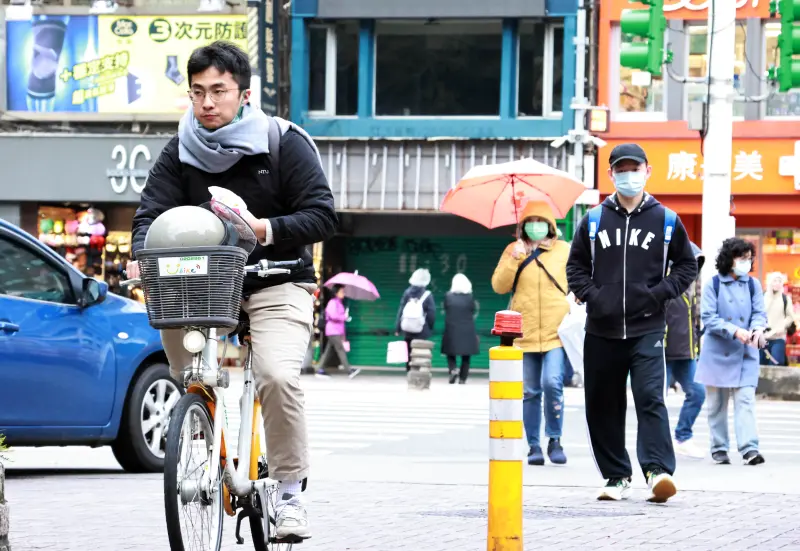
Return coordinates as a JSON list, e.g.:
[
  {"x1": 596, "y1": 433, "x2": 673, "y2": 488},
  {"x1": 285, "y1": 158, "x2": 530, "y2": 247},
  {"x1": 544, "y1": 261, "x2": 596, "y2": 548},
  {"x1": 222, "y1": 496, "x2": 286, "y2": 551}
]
[{"x1": 164, "y1": 393, "x2": 224, "y2": 551}]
